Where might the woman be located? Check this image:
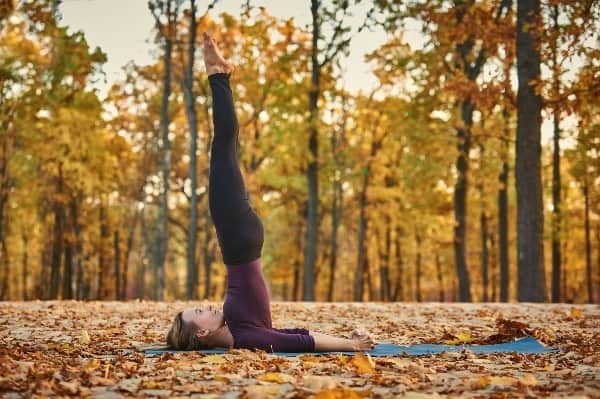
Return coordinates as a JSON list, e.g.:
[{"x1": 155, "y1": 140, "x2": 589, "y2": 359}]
[{"x1": 167, "y1": 32, "x2": 376, "y2": 353}]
